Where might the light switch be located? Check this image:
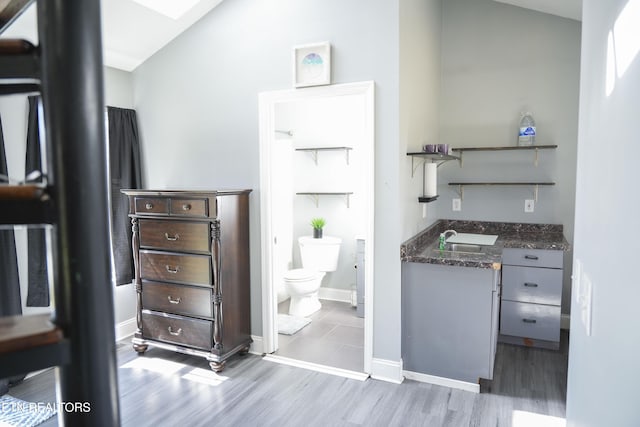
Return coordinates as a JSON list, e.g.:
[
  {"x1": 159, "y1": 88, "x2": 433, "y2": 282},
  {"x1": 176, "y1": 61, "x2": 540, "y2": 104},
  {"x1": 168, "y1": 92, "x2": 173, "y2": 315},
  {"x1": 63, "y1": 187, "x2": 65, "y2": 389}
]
[{"x1": 580, "y1": 273, "x2": 593, "y2": 336}]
